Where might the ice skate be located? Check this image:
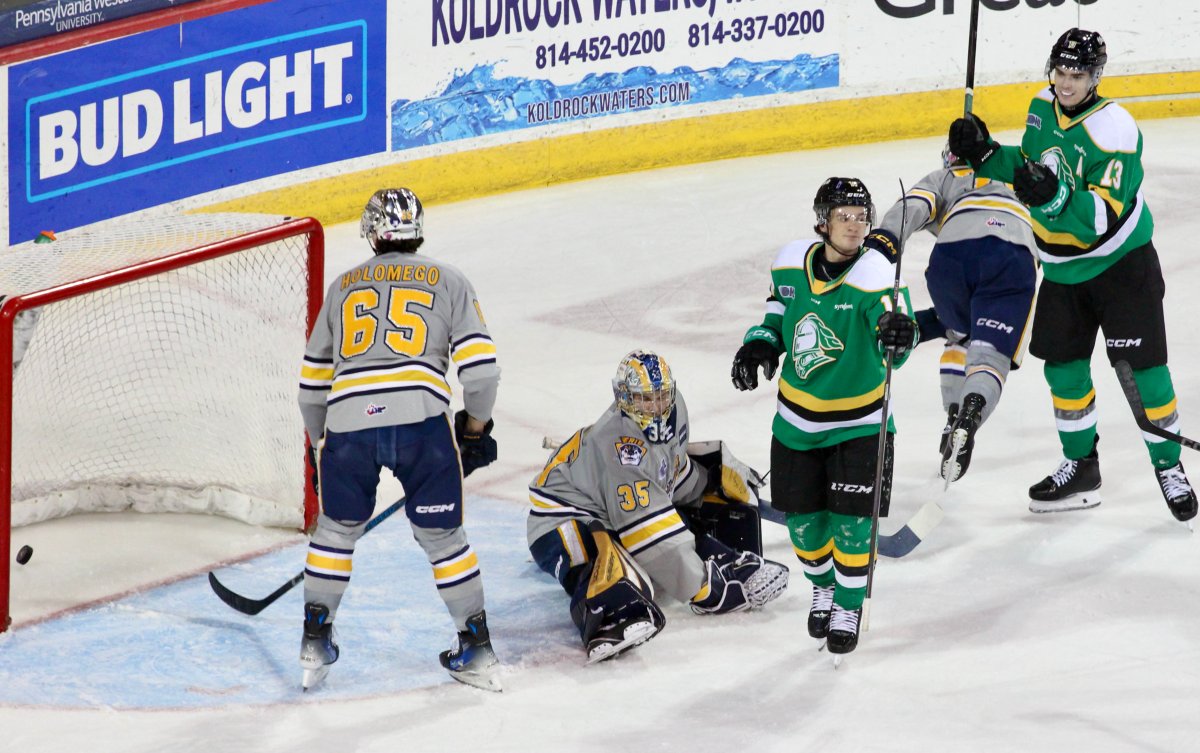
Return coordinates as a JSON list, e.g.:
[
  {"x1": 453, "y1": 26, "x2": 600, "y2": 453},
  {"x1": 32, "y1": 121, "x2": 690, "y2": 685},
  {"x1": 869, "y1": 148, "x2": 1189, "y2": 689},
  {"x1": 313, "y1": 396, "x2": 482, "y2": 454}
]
[
  {"x1": 1029, "y1": 445, "x2": 1101, "y2": 513},
  {"x1": 939, "y1": 403, "x2": 958, "y2": 456},
  {"x1": 299, "y1": 602, "x2": 339, "y2": 691},
  {"x1": 586, "y1": 616, "x2": 661, "y2": 665},
  {"x1": 826, "y1": 603, "x2": 862, "y2": 663},
  {"x1": 941, "y1": 393, "x2": 984, "y2": 487},
  {"x1": 808, "y1": 584, "x2": 834, "y2": 639},
  {"x1": 1155, "y1": 462, "x2": 1198, "y2": 528},
  {"x1": 440, "y1": 610, "x2": 502, "y2": 692}
]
